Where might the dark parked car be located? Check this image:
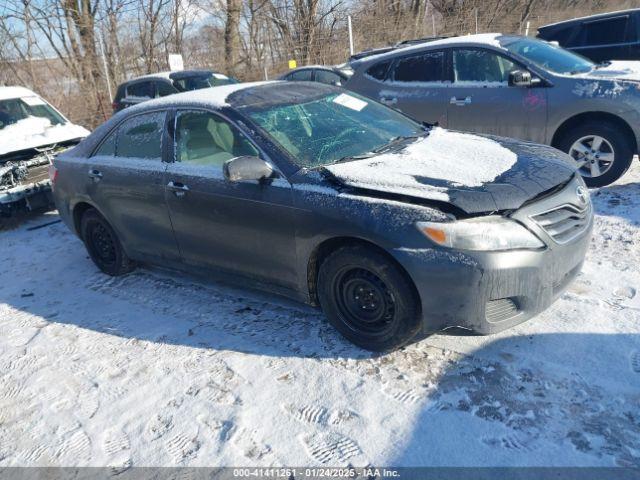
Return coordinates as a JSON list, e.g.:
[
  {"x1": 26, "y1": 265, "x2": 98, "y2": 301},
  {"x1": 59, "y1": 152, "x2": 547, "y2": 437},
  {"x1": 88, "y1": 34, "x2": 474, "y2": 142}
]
[
  {"x1": 346, "y1": 33, "x2": 640, "y2": 187},
  {"x1": 52, "y1": 82, "x2": 592, "y2": 351},
  {"x1": 538, "y1": 9, "x2": 640, "y2": 62},
  {"x1": 279, "y1": 65, "x2": 353, "y2": 86},
  {"x1": 112, "y1": 70, "x2": 238, "y2": 113}
]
